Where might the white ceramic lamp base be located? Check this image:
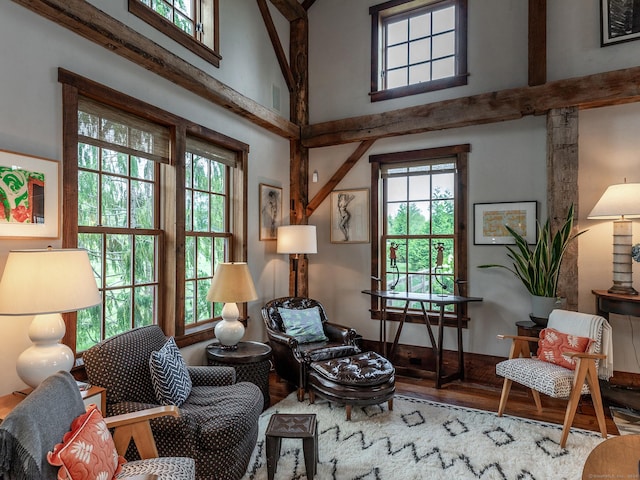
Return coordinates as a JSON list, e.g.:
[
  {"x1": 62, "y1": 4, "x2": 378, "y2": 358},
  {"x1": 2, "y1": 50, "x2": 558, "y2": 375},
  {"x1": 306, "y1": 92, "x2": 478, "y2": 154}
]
[
  {"x1": 214, "y1": 302, "x2": 245, "y2": 350},
  {"x1": 17, "y1": 313, "x2": 75, "y2": 388}
]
